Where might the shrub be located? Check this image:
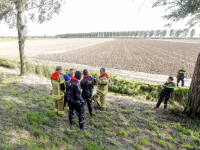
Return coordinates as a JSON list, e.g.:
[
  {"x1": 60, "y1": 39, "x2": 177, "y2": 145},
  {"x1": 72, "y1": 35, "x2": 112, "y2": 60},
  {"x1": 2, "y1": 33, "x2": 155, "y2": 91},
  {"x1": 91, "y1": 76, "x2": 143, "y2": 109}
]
[
  {"x1": 159, "y1": 140, "x2": 166, "y2": 147},
  {"x1": 119, "y1": 130, "x2": 128, "y2": 137},
  {"x1": 145, "y1": 110, "x2": 151, "y2": 114},
  {"x1": 135, "y1": 142, "x2": 141, "y2": 149},
  {"x1": 184, "y1": 143, "x2": 193, "y2": 149},
  {"x1": 141, "y1": 137, "x2": 149, "y2": 146}
]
